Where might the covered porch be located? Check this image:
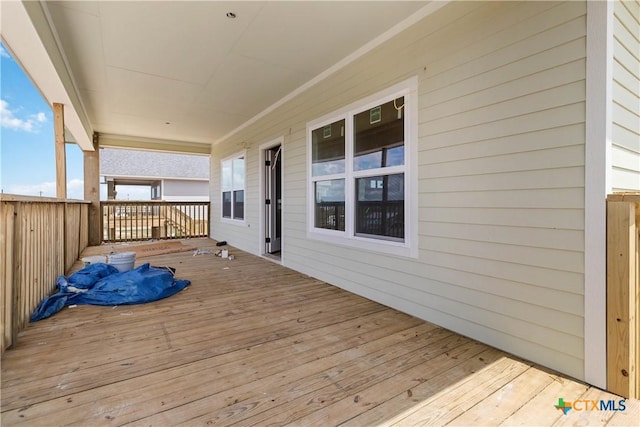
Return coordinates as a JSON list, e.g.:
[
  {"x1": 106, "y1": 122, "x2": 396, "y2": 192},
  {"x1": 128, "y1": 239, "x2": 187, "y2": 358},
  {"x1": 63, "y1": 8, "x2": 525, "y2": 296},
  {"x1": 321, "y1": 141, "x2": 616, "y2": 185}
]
[
  {"x1": 1, "y1": 238, "x2": 637, "y2": 426},
  {"x1": 2, "y1": 0, "x2": 640, "y2": 420}
]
